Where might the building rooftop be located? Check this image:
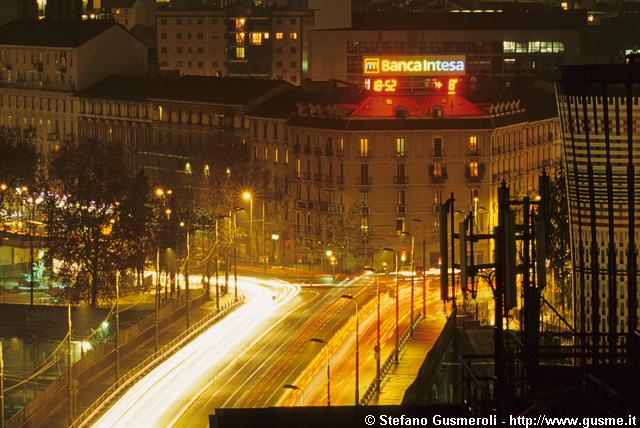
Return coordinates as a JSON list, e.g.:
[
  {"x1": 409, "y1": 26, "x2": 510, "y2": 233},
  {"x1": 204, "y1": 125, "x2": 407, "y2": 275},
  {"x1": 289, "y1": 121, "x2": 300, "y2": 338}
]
[
  {"x1": 345, "y1": 10, "x2": 588, "y2": 31},
  {"x1": 558, "y1": 62, "x2": 640, "y2": 82},
  {"x1": 349, "y1": 94, "x2": 487, "y2": 118},
  {"x1": 0, "y1": 19, "x2": 118, "y2": 48},
  {"x1": 75, "y1": 75, "x2": 292, "y2": 106}
]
